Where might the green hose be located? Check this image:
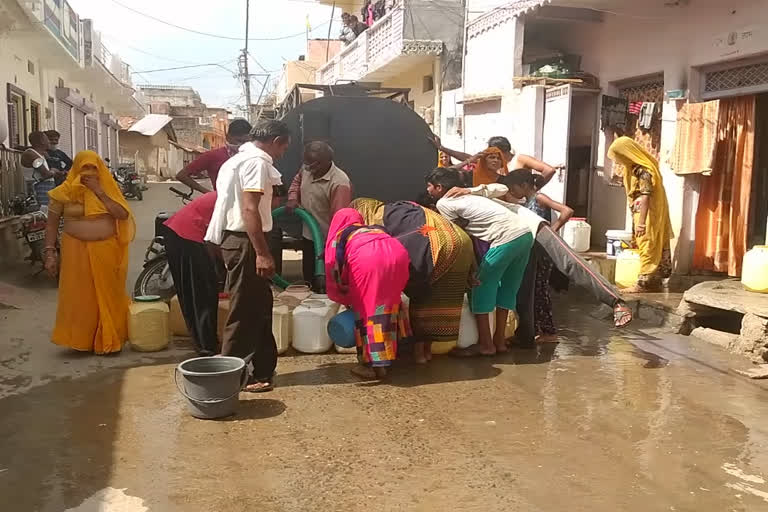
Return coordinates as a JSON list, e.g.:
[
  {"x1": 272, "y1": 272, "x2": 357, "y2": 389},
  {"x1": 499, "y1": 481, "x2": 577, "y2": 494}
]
[{"x1": 270, "y1": 206, "x2": 325, "y2": 290}]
